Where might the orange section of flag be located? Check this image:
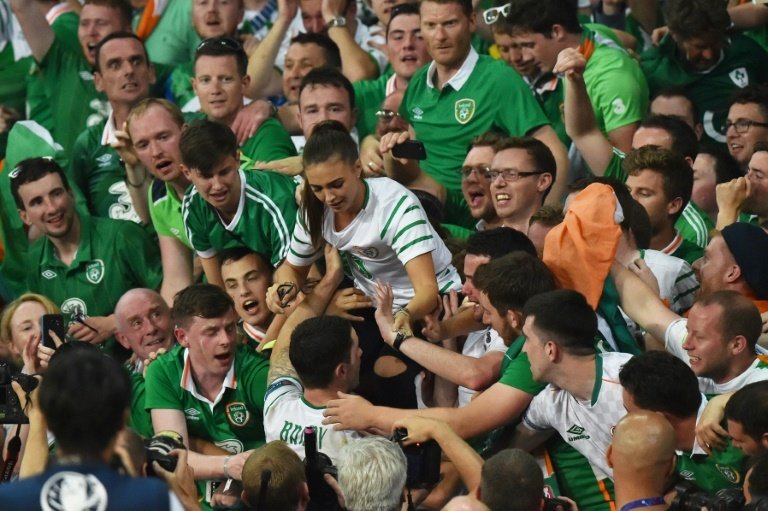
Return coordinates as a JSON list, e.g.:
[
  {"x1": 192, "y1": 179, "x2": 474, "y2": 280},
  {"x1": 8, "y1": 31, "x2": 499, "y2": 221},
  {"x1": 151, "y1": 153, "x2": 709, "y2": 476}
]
[
  {"x1": 135, "y1": 0, "x2": 161, "y2": 41},
  {"x1": 543, "y1": 183, "x2": 621, "y2": 309}
]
